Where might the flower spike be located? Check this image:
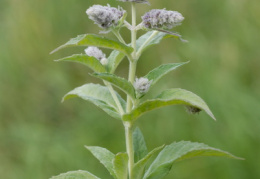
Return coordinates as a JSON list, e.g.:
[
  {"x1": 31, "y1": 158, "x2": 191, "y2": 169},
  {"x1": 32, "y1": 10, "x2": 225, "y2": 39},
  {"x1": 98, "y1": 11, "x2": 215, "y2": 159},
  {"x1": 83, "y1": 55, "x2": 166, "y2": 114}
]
[
  {"x1": 142, "y1": 9, "x2": 184, "y2": 30},
  {"x1": 134, "y1": 77, "x2": 152, "y2": 97},
  {"x1": 85, "y1": 47, "x2": 108, "y2": 65},
  {"x1": 86, "y1": 4, "x2": 125, "y2": 29}
]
